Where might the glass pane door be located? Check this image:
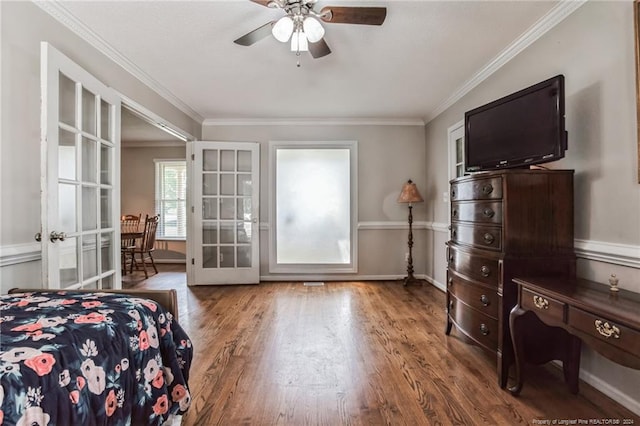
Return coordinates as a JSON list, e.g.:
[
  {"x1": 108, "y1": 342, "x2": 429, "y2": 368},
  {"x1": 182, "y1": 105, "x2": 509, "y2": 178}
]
[
  {"x1": 190, "y1": 142, "x2": 259, "y2": 285},
  {"x1": 42, "y1": 43, "x2": 120, "y2": 290}
]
